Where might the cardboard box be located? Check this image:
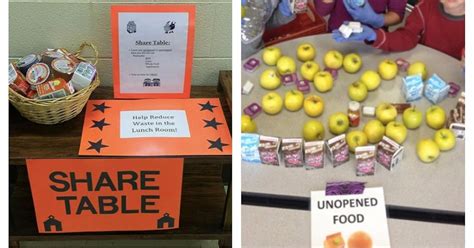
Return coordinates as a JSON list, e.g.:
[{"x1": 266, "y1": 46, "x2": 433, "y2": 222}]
[
  {"x1": 241, "y1": 133, "x2": 261, "y2": 163},
  {"x1": 36, "y1": 78, "x2": 72, "y2": 99},
  {"x1": 304, "y1": 141, "x2": 324, "y2": 169},
  {"x1": 424, "y1": 74, "x2": 450, "y2": 104},
  {"x1": 376, "y1": 136, "x2": 404, "y2": 171},
  {"x1": 325, "y1": 134, "x2": 349, "y2": 167},
  {"x1": 355, "y1": 146, "x2": 376, "y2": 176},
  {"x1": 281, "y1": 138, "x2": 304, "y2": 168},
  {"x1": 258, "y1": 135, "x2": 281, "y2": 166},
  {"x1": 401, "y1": 74, "x2": 424, "y2": 102}
]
